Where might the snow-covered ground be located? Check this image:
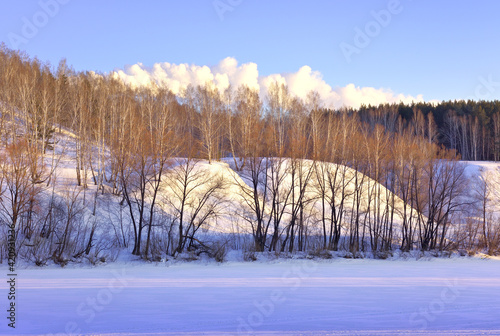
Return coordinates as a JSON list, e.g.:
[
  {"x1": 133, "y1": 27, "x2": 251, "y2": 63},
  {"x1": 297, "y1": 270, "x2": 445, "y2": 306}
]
[
  {"x1": 2, "y1": 256, "x2": 500, "y2": 335},
  {"x1": 2, "y1": 128, "x2": 500, "y2": 335}
]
